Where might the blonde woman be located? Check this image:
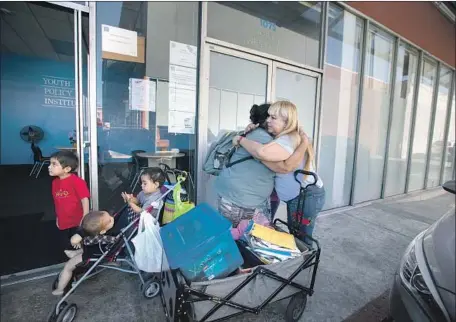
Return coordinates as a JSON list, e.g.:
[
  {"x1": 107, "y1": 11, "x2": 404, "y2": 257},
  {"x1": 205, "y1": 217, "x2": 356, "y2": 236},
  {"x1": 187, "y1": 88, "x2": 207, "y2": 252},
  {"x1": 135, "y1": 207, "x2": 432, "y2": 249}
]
[
  {"x1": 214, "y1": 103, "x2": 309, "y2": 227},
  {"x1": 233, "y1": 100, "x2": 325, "y2": 248}
]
